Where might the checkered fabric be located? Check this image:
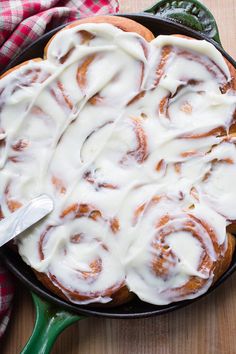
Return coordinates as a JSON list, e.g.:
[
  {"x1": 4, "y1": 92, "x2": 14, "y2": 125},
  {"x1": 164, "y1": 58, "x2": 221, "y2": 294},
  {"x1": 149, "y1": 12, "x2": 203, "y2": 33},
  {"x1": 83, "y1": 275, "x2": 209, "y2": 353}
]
[
  {"x1": 0, "y1": 0, "x2": 119, "y2": 338},
  {"x1": 0, "y1": 262, "x2": 14, "y2": 338},
  {"x1": 0, "y1": 0, "x2": 119, "y2": 69}
]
